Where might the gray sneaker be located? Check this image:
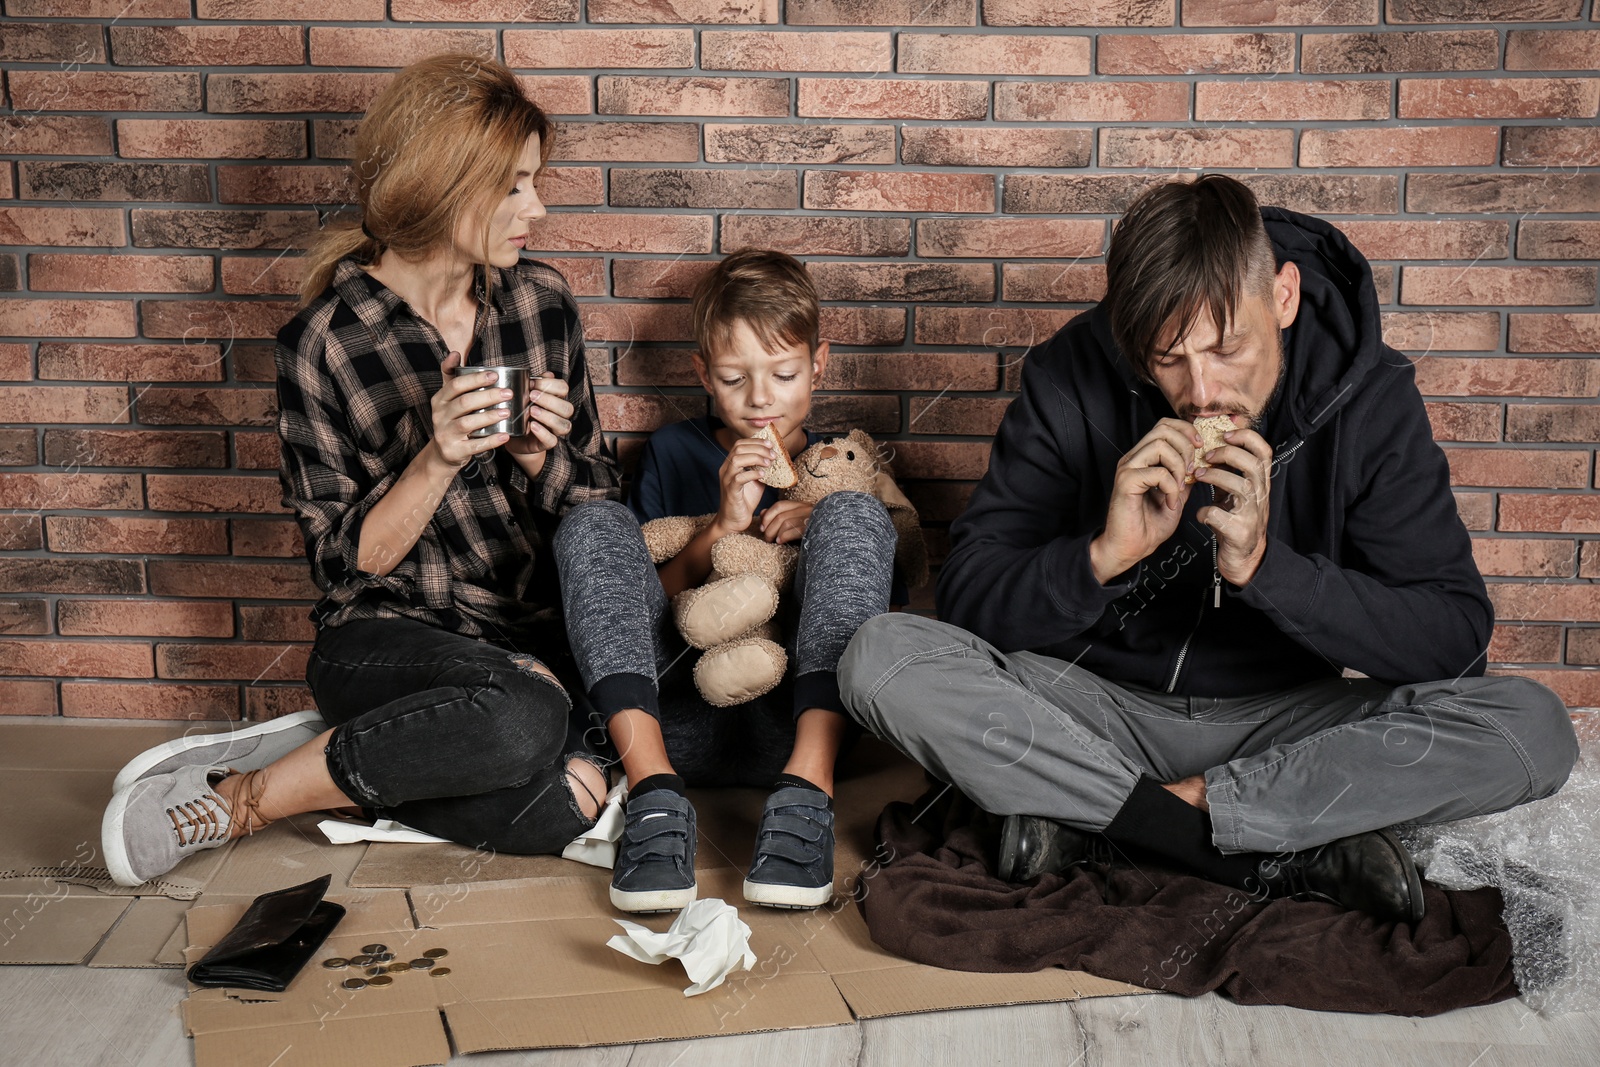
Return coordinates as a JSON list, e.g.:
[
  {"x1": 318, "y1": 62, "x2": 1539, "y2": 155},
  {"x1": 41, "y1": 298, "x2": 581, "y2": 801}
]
[
  {"x1": 102, "y1": 763, "x2": 244, "y2": 887},
  {"x1": 610, "y1": 790, "x2": 697, "y2": 914},
  {"x1": 742, "y1": 784, "x2": 835, "y2": 910},
  {"x1": 111, "y1": 710, "x2": 326, "y2": 794}
]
